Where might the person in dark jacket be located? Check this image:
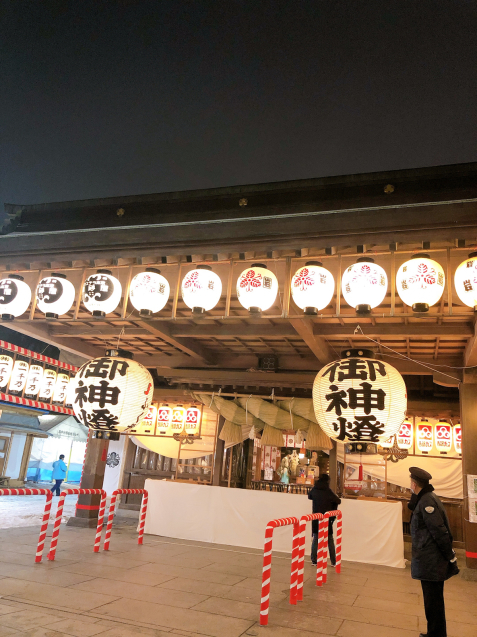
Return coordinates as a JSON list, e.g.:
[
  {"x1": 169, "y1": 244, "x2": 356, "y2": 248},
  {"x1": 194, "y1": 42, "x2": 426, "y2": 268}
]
[
  {"x1": 408, "y1": 467, "x2": 459, "y2": 637},
  {"x1": 308, "y1": 474, "x2": 341, "y2": 566}
]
